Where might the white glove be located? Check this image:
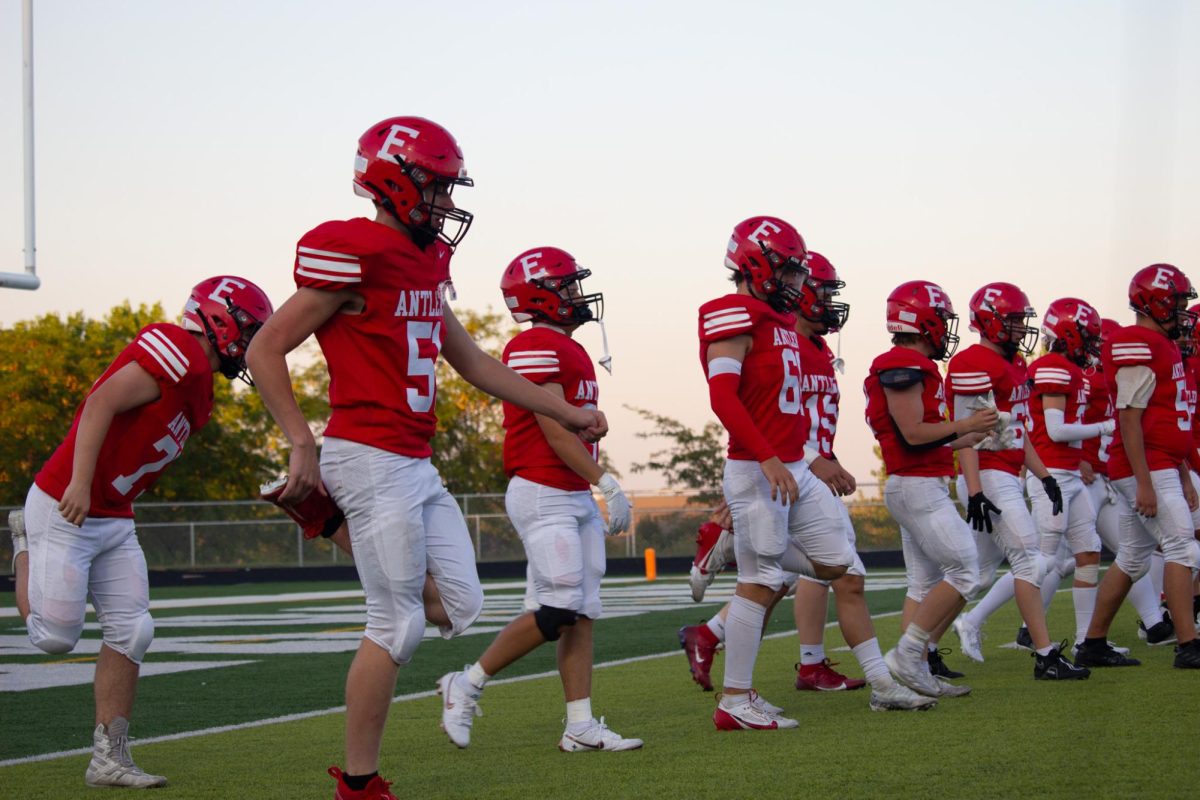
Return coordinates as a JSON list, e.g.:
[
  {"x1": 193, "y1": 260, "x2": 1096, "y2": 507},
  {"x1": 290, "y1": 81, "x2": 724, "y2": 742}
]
[
  {"x1": 596, "y1": 472, "x2": 631, "y2": 536},
  {"x1": 1099, "y1": 419, "x2": 1116, "y2": 436},
  {"x1": 1103, "y1": 476, "x2": 1118, "y2": 506}
]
